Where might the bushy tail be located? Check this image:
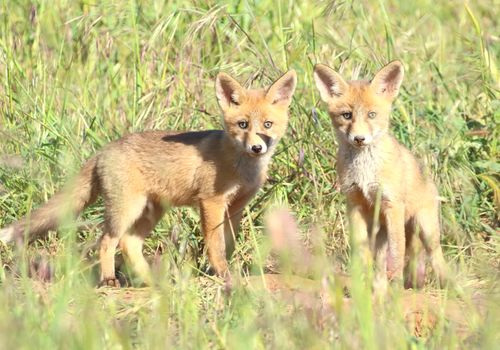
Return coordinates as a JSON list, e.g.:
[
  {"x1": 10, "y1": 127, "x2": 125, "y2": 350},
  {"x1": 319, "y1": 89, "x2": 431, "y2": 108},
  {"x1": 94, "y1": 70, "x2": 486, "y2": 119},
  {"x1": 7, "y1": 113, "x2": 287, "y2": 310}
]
[{"x1": 0, "y1": 157, "x2": 100, "y2": 244}]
